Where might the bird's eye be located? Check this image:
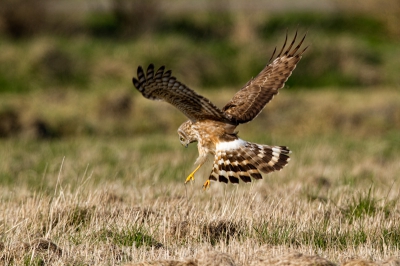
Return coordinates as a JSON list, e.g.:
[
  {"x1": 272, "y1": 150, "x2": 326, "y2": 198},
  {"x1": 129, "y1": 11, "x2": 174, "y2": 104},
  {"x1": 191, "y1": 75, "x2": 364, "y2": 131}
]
[{"x1": 180, "y1": 137, "x2": 184, "y2": 142}]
